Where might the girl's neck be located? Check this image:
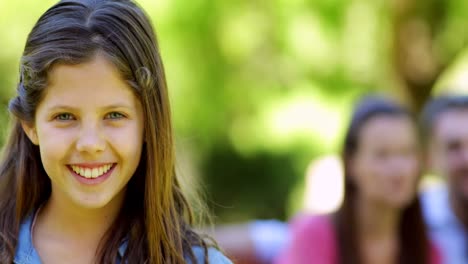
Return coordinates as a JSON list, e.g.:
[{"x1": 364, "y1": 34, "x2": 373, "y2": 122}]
[
  {"x1": 355, "y1": 196, "x2": 401, "y2": 240},
  {"x1": 355, "y1": 196, "x2": 401, "y2": 264},
  {"x1": 34, "y1": 190, "x2": 124, "y2": 246}
]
